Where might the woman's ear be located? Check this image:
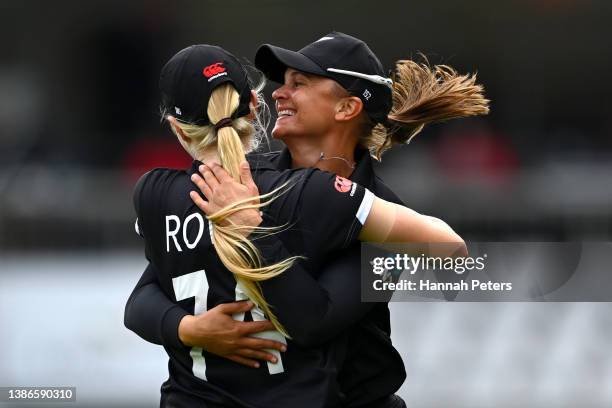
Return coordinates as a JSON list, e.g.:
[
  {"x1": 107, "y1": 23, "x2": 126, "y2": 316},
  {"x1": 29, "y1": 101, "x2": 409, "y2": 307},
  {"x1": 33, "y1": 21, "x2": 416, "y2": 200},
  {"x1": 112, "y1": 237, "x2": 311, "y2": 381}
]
[
  {"x1": 334, "y1": 96, "x2": 364, "y2": 122},
  {"x1": 247, "y1": 90, "x2": 259, "y2": 120},
  {"x1": 167, "y1": 116, "x2": 190, "y2": 145}
]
